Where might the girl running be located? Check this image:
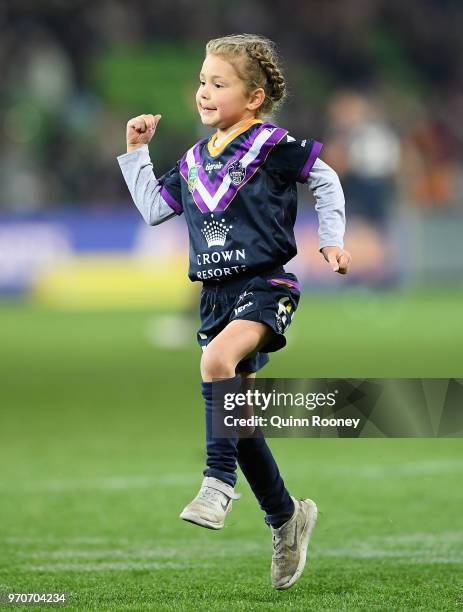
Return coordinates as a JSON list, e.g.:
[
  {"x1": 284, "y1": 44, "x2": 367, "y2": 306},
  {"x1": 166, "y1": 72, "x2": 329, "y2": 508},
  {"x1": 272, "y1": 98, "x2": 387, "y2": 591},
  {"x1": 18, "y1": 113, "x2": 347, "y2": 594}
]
[{"x1": 118, "y1": 34, "x2": 351, "y2": 590}]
